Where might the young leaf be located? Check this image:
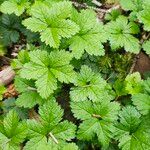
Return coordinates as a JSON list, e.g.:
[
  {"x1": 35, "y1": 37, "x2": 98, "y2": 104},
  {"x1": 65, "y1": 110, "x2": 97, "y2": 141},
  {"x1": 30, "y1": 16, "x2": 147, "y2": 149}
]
[
  {"x1": 22, "y1": 1, "x2": 79, "y2": 48},
  {"x1": 114, "y1": 106, "x2": 150, "y2": 150},
  {"x1": 132, "y1": 93, "x2": 150, "y2": 115},
  {"x1": 0, "y1": 0, "x2": 30, "y2": 16},
  {"x1": 24, "y1": 100, "x2": 76, "y2": 150},
  {"x1": 11, "y1": 50, "x2": 30, "y2": 69},
  {"x1": 105, "y1": 9, "x2": 121, "y2": 21},
  {"x1": 0, "y1": 110, "x2": 27, "y2": 149},
  {"x1": 125, "y1": 72, "x2": 143, "y2": 95},
  {"x1": 20, "y1": 50, "x2": 76, "y2": 99},
  {"x1": 70, "y1": 65, "x2": 114, "y2": 102},
  {"x1": 142, "y1": 40, "x2": 150, "y2": 55},
  {"x1": 105, "y1": 16, "x2": 140, "y2": 53},
  {"x1": 69, "y1": 9, "x2": 107, "y2": 59},
  {"x1": 71, "y1": 100, "x2": 120, "y2": 148}
]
